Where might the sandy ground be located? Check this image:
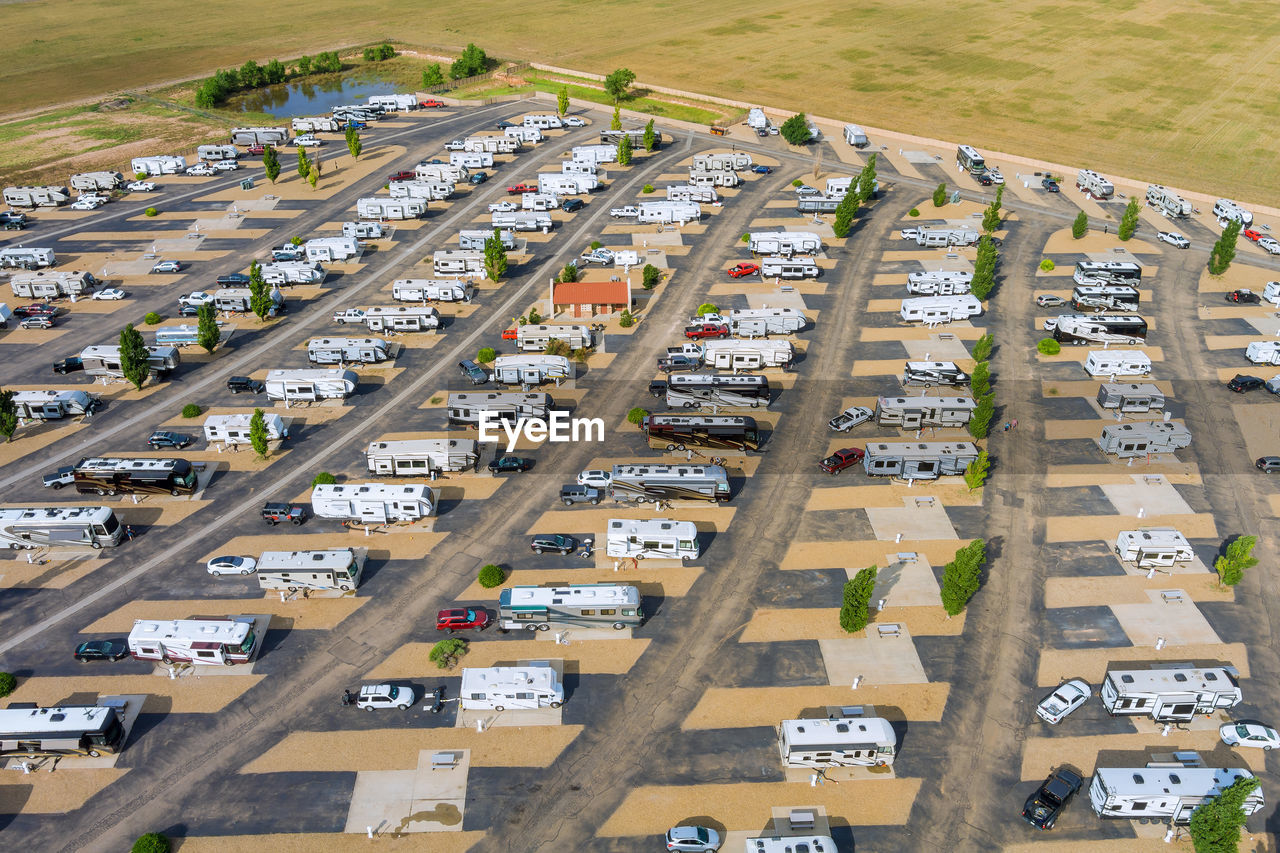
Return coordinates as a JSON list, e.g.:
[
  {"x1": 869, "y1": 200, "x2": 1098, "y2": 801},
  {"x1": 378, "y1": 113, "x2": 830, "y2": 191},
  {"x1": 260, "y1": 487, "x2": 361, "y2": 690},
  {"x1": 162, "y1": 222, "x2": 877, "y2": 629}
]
[
  {"x1": 366, "y1": 639, "x2": 649, "y2": 679},
  {"x1": 1036, "y1": 642, "x2": 1252, "y2": 685},
  {"x1": 1043, "y1": 575, "x2": 1231, "y2": 609},
  {"x1": 81, "y1": 598, "x2": 365, "y2": 633},
  {"x1": 5, "y1": 674, "x2": 265, "y2": 714},
  {"x1": 173, "y1": 831, "x2": 488, "y2": 852},
  {"x1": 1043, "y1": 514, "x2": 1218, "y2": 544},
  {"x1": 683, "y1": 684, "x2": 951, "y2": 729},
  {"x1": 740, "y1": 607, "x2": 964, "y2": 642},
  {"x1": 780, "y1": 540, "x2": 968, "y2": 571},
  {"x1": 0, "y1": 768, "x2": 128, "y2": 815},
  {"x1": 1020, "y1": 728, "x2": 1264, "y2": 780}
]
